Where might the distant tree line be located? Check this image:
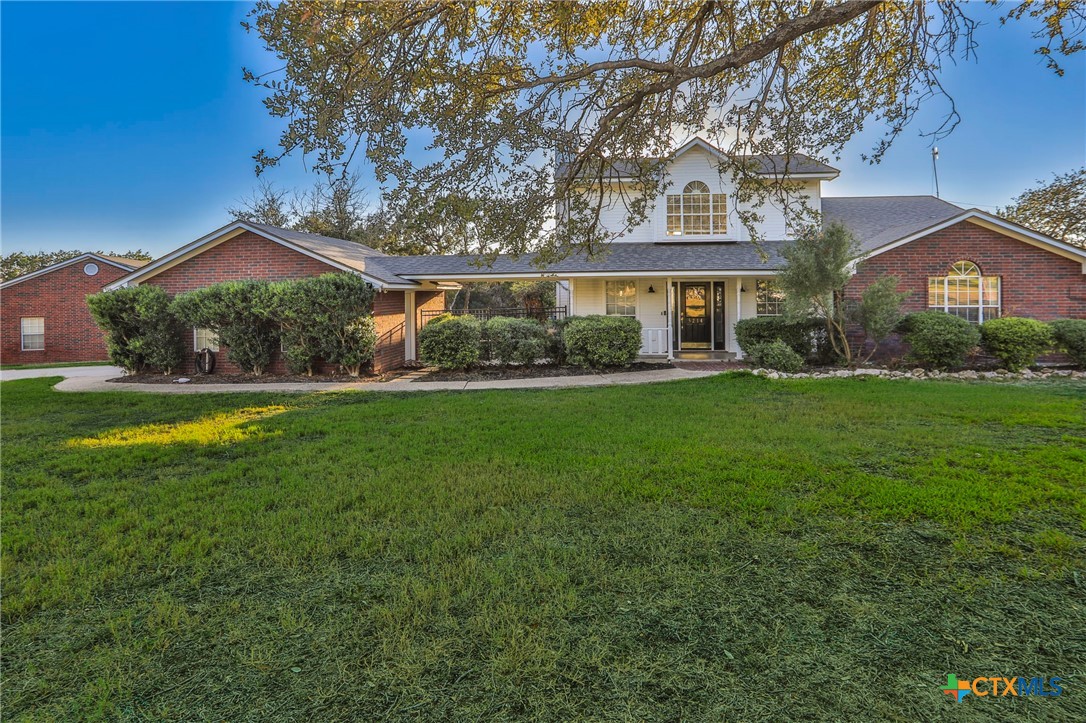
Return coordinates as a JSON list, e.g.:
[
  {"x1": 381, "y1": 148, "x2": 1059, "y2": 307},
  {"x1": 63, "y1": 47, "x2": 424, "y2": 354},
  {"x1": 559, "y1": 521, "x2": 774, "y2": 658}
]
[{"x1": 1, "y1": 249, "x2": 152, "y2": 282}]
